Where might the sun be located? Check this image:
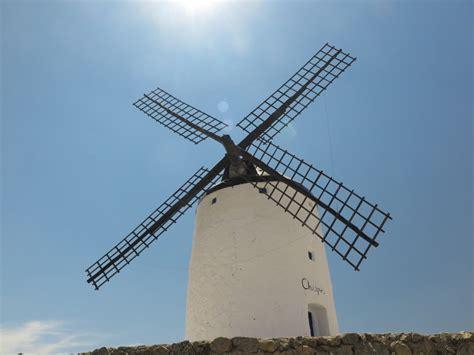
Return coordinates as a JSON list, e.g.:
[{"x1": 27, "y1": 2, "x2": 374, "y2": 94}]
[{"x1": 176, "y1": 0, "x2": 219, "y2": 15}]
